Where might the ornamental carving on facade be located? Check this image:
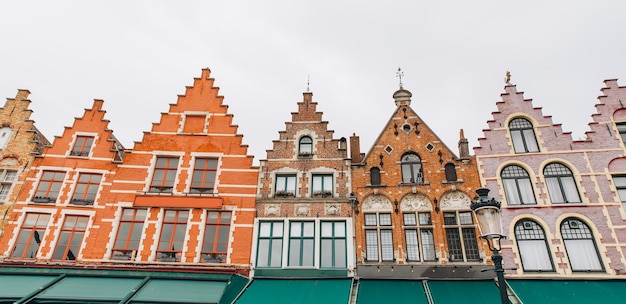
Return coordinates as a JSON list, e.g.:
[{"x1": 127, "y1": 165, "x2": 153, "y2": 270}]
[
  {"x1": 264, "y1": 204, "x2": 281, "y2": 216},
  {"x1": 439, "y1": 191, "x2": 471, "y2": 210},
  {"x1": 362, "y1": 195, "x2": 392, "y2": 211},
  {"x1": 295, "y1": 203, "x2": 310, "y2": 216},
  {"x1": 400, "y1": 193, "x2": 431, "y2": 211},
  {"x1": 325, "y1": 203, "x2": 340, "y2": 216}
]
